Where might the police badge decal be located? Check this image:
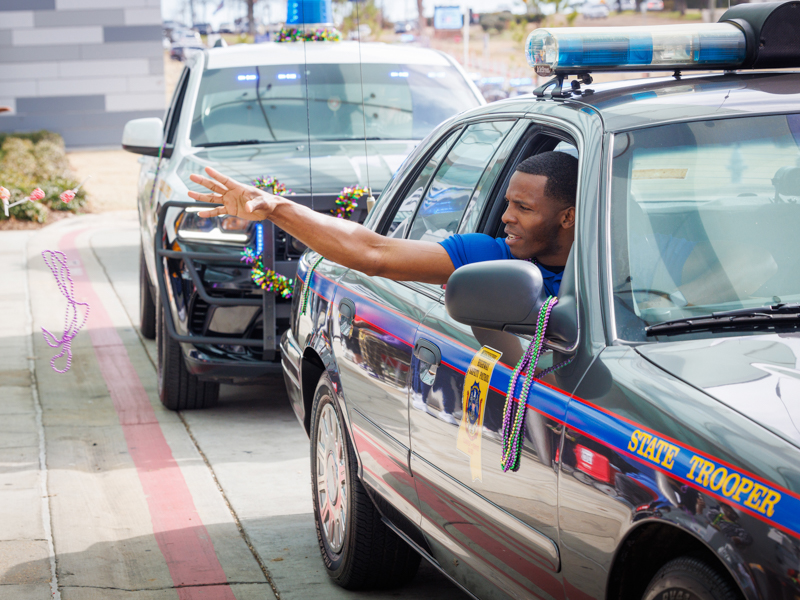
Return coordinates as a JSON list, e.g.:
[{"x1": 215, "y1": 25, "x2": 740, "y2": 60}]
[{"x1": 457, "y1": 346, "x2": 503, "y2": 482}]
